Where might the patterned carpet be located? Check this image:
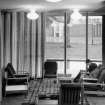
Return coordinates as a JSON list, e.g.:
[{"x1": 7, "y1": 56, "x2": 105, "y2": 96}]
[
  {"x1": 22, "y1": 78, "x2": 59, "y2": 105},
  {"x1": 1, "y1": 78, "x2": 97, "y2": 105},
  {"x1": 38, "y1": 78, "x2": 59, "y2": 98}
]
